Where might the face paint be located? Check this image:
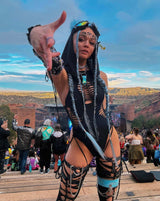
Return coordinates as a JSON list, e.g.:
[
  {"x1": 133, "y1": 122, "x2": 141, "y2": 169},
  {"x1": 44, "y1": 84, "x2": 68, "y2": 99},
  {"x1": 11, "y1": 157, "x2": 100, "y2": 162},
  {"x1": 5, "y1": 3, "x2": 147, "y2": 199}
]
[{"x1": 79, "y1": 31, "x2": 97, "y2": 46}]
